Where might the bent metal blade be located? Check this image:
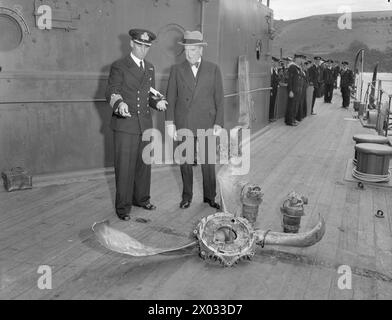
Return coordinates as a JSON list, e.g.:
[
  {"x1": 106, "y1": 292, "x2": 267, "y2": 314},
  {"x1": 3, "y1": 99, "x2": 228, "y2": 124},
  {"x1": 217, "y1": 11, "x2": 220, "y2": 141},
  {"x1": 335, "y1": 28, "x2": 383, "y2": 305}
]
[
  {"x1": 92, "y1": 220, "x2": 197, "y2": 257},
  {"x1": 255, "y1": 213, "x2": 326, "y2": 247}
]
